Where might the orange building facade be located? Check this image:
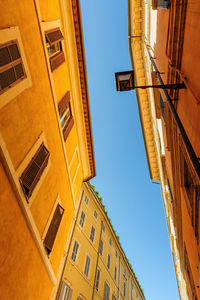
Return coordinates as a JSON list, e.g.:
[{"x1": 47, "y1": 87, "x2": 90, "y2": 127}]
[
  {"x1": 0, "y1": 0, "x2": 95, "y2": 299},
  {"x1": 128, "y1": 0, "x2": 200, "y2": 298}
]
